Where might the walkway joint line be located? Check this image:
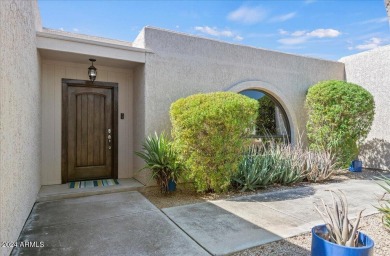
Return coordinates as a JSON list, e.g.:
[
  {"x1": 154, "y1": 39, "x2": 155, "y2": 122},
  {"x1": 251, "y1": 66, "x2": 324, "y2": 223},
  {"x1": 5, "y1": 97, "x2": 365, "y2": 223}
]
[{"x1": 160, "y1": 209, "x2": 213, "y2": 256}]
